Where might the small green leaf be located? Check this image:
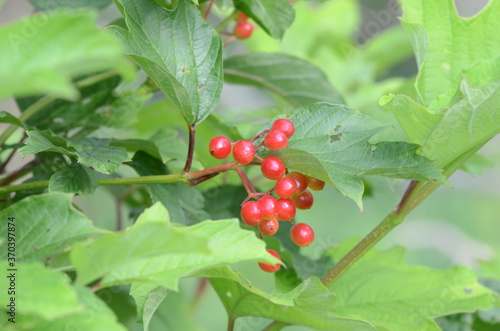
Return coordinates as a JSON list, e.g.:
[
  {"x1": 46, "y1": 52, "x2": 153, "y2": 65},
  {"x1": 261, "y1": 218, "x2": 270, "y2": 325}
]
[
  {"x1": 399, "y1": 0, "x2": 500, "y2": 106},
  {"x1": 68, "y1": 138, "x2": 130, "y2": 174},
  {"x1": 49, "y1": 163, "x2": 99, "y2": 196},
  {"x1": 0, "y1": 111, "x2": 24, "y2": 128},
  {"x1": 0, "y1": 261, "x2": 80, "y2": 320},
  {"x1": 129, "y1": 282, "x2": 167, "y2": 327},
  {"x1": 327, "y1": 240, "x2": 496, "y2": 330},
  {"x1": 234, "y1": 0, "x2": 295, "y2": 39},
  {"x1": 265, "y1": 103, "x2": 445, "y2": 209},
  {"x1": 110, "y1": 0, "x2": 223, "y2": 125},
  {"x1": 0, "y1": 11, "x2": 134, "y2": 101},
  {"x1": 224, "y1": 53, "x2": 343, "y2": 107},
  {"x1": 19, "y1": 130, "x2": 74, "y2": 157},
  {"x1": 207, "y1": 267, "x2": 375, "y2": 330},
  {"x1": 0, "y1": 193, "x2": 105, "y2": 262}
]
